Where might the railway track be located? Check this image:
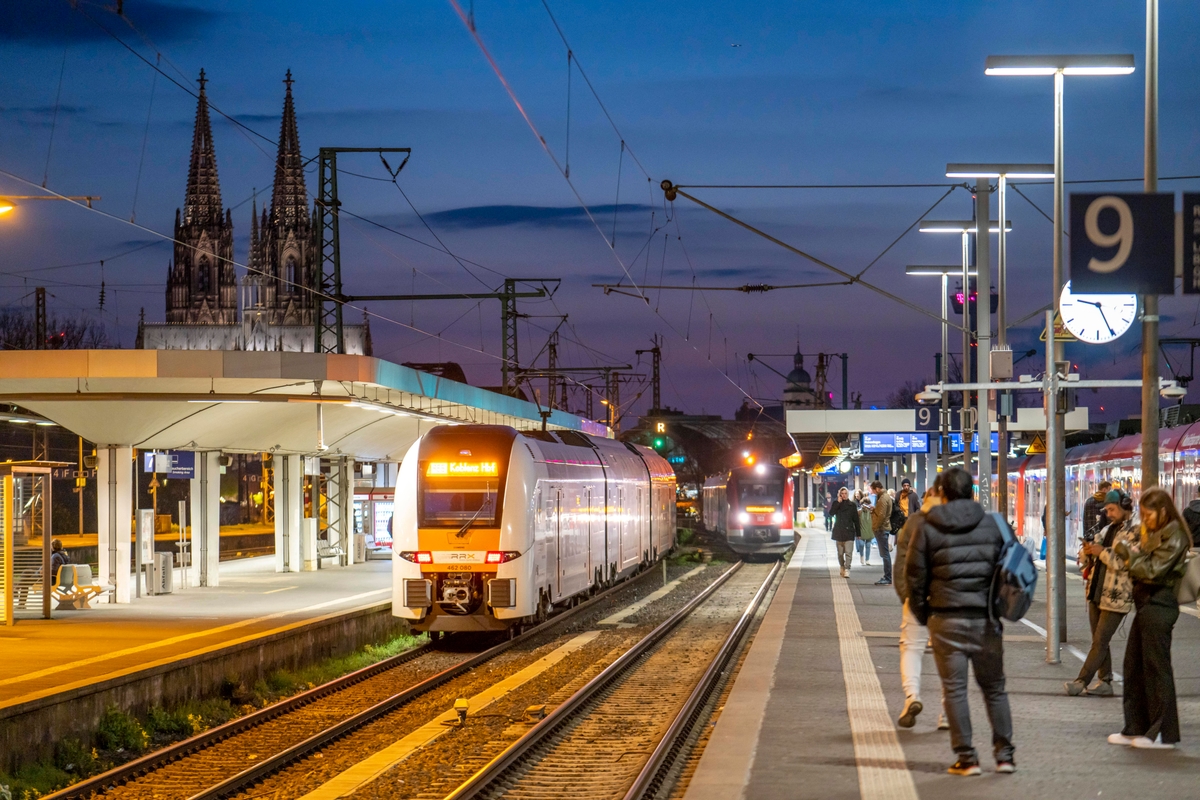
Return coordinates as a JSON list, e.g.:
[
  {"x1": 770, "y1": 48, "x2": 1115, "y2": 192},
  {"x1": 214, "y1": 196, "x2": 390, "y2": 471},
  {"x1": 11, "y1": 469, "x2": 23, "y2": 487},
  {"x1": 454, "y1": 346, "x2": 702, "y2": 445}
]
[
  {"x1": 444, "y1": 559, "x2": 781, "y2": 800},
  {"x1": 46, "y1": 565, "x2": 669, "y2": 800}
]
